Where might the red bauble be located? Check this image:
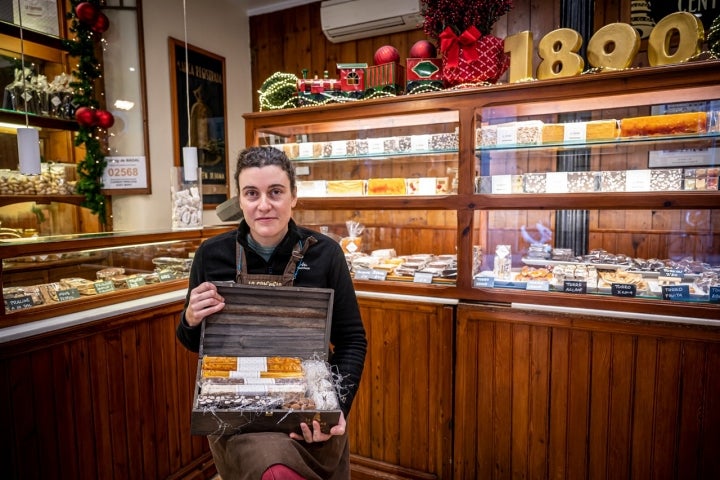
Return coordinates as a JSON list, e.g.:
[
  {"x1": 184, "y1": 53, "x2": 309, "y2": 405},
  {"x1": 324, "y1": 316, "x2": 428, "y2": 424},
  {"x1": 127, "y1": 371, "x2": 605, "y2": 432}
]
[
  {"x1": 95, "y1": 109, "x2": 114, "y2": 129},
  {"x1": 409, "y1": 40, "x2": 437, "y2": 58},
  {"x1": 75, "y1": 2, "x2": 99, "y2": 24},
  {"x1": 373, "y1": 45, "x2": 400, "y2": 65},
  {"x1": 92, "y1": 12, "x2": 110, "y2": 33},
  {"x1": 75, "y1": 107, "x2": 97, "y2": 127}
]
